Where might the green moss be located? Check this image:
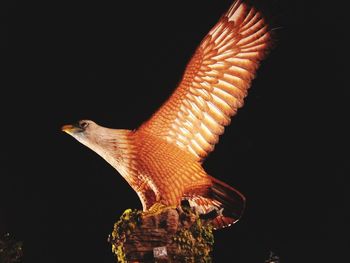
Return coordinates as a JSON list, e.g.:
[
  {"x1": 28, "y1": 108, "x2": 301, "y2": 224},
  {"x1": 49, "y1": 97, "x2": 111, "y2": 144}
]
[
  {"x1": 108, "y1": 209, "x2": 141, "y2": 263},
  {"x1": 108, "y1": 206, "x2": 214, "y2": 263},
  {"x1": 172, "y1": 208, "x2": 214, "y2": 263}
]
